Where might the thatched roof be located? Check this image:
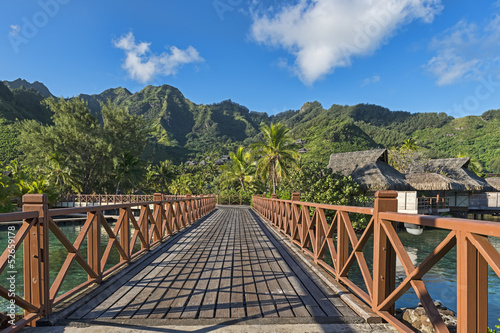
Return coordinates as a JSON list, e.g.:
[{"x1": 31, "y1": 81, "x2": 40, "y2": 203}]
[
  {"x1": 411, "y1": 158, "x2": 493, "y2": 191},
  {"x1": 326, "y1": 149, "x2": 411, "y2": 191},
  {"x1": 405, "y1": 172, "x2": 464, "y2": 191},
  {"x1": 486, "y1": 177, "x2": 500, "y2": 191}
]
